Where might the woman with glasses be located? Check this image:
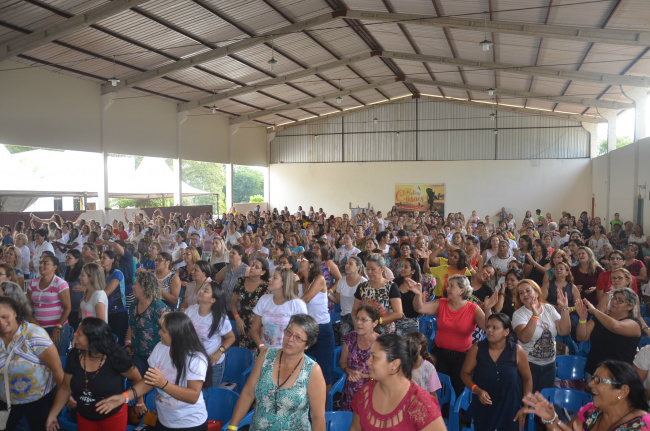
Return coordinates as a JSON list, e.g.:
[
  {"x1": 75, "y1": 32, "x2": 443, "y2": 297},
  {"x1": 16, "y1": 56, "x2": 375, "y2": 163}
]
[
  {"x1": 524, "y1": 360, "x2": 649, "y2": 431},
  {"x1": 576, "y1": 285, "x2": 642, "y2": 378},
  {"x1": 597, "y1": 250, "x2": 639, "y2": 311},
  {"x1": 154, "y1": 251, "x2": 182, "y2": 310},
  {"x1": 339, "y1": 303, "x2": 380, "y2": 411},
  {"x1": 229, "y1": 314, "x2": 326, "y2": 431}
]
